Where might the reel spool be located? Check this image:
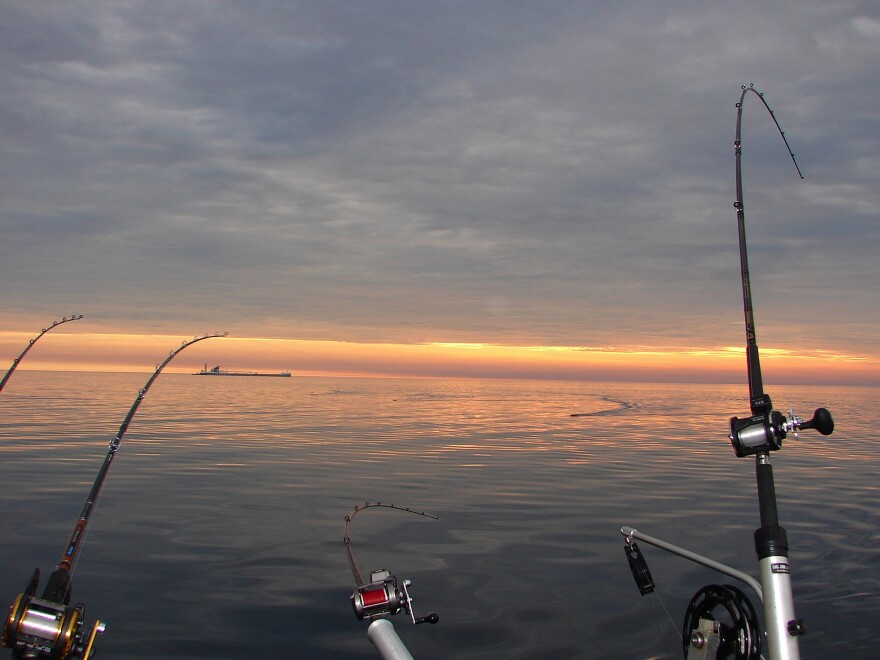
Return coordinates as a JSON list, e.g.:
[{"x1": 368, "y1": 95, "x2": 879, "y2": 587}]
[
  {"x1": 3, "y1": 570, "x2": 104, "y2": 660},
  {"x1": 682, "y1": 584, "x2": 760, "y2": 660},
  {"x1": 351, "y1": 570, "x2": 404, "y2": 621},
  {"x1": 3, "y1": 593, "x2": 84, "y2": 659}
]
